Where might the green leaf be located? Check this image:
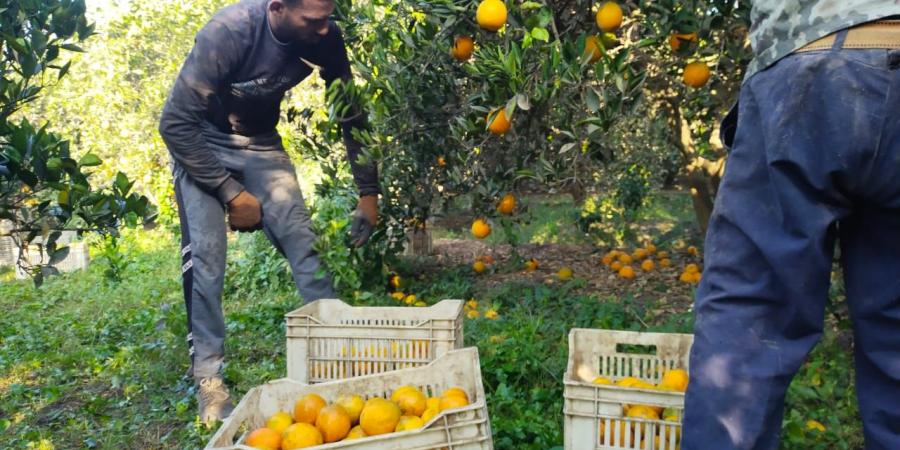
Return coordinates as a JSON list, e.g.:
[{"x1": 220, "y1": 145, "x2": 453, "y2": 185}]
[
  {"x1": 78, "y1": 153, "x2": 102, "y2": 167},
  {"x1": 49, "y1": 246, "x2": 70, "y2": 265},
  {"x1": 585, "y1": 88, "x2": 600, "y2": 112},
  {"x1": 530, "y1": 27, "x2": 550, "y2": 42}
]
